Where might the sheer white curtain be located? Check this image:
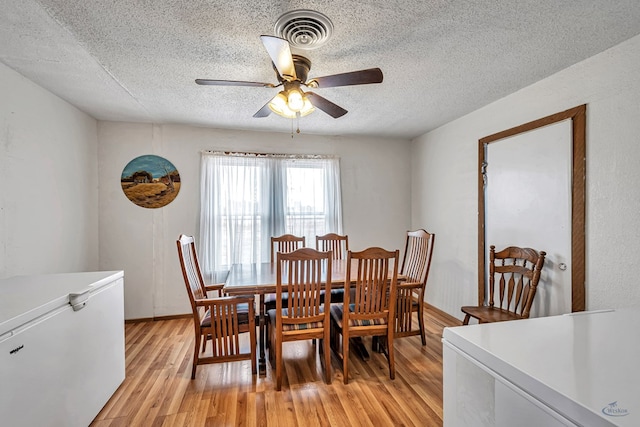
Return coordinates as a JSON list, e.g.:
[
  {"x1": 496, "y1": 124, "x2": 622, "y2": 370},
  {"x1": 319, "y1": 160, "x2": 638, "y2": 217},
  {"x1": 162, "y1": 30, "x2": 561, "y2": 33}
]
[{"x1": 199, "y1": 151, "x2": 342, "y2": 281}]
